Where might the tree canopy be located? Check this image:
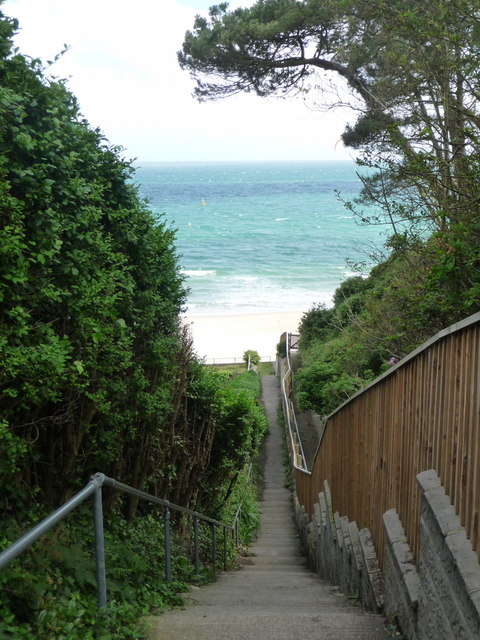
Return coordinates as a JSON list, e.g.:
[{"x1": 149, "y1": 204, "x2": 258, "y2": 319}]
[{"x1": 180, "y1": 0, "x2": 480, "y2": 248}]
